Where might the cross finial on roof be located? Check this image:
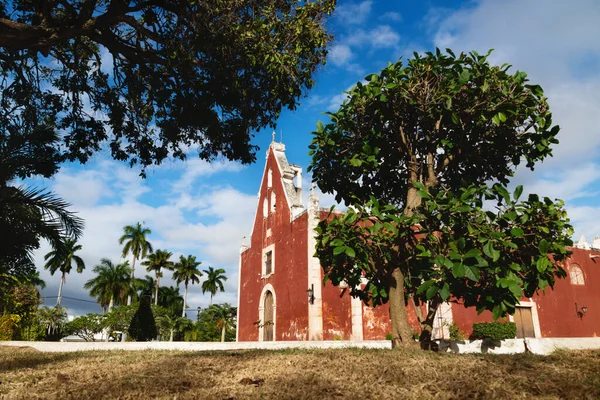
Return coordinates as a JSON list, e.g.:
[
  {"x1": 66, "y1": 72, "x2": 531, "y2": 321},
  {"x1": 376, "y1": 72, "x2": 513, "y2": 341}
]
[
  {"x1": 310, "y1": 183, "x2": 317, "y2": 194},
  {"x1": 271, "y1": 131, "x2": 276, "y2": 143}
]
